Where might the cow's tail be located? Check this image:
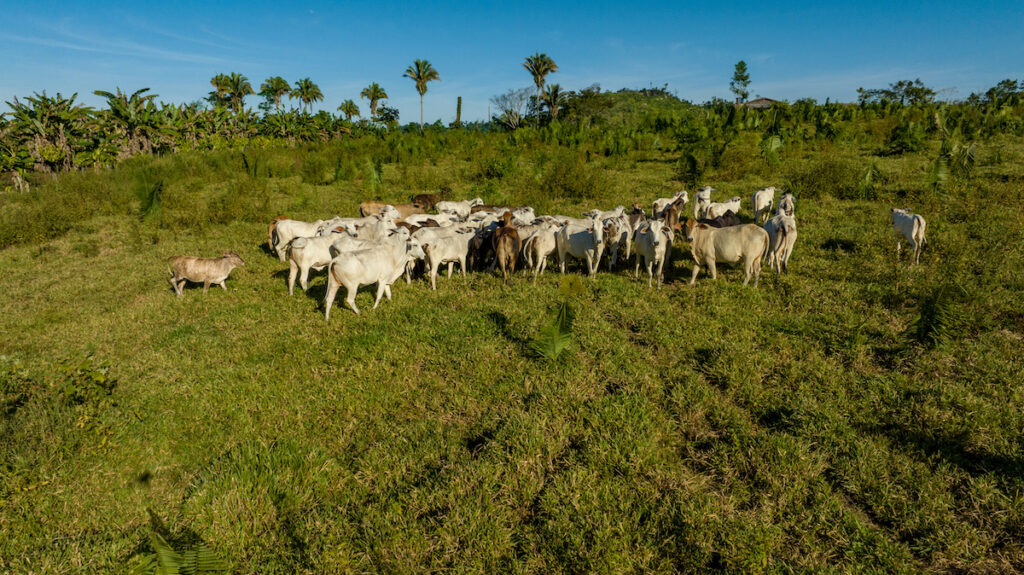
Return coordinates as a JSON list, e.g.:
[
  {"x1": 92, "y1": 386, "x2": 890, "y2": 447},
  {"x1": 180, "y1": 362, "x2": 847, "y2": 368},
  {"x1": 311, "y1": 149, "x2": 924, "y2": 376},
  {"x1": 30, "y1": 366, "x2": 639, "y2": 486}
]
[{"x1": 268, "y1": 215, "x2": 287, "y2": 250}]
